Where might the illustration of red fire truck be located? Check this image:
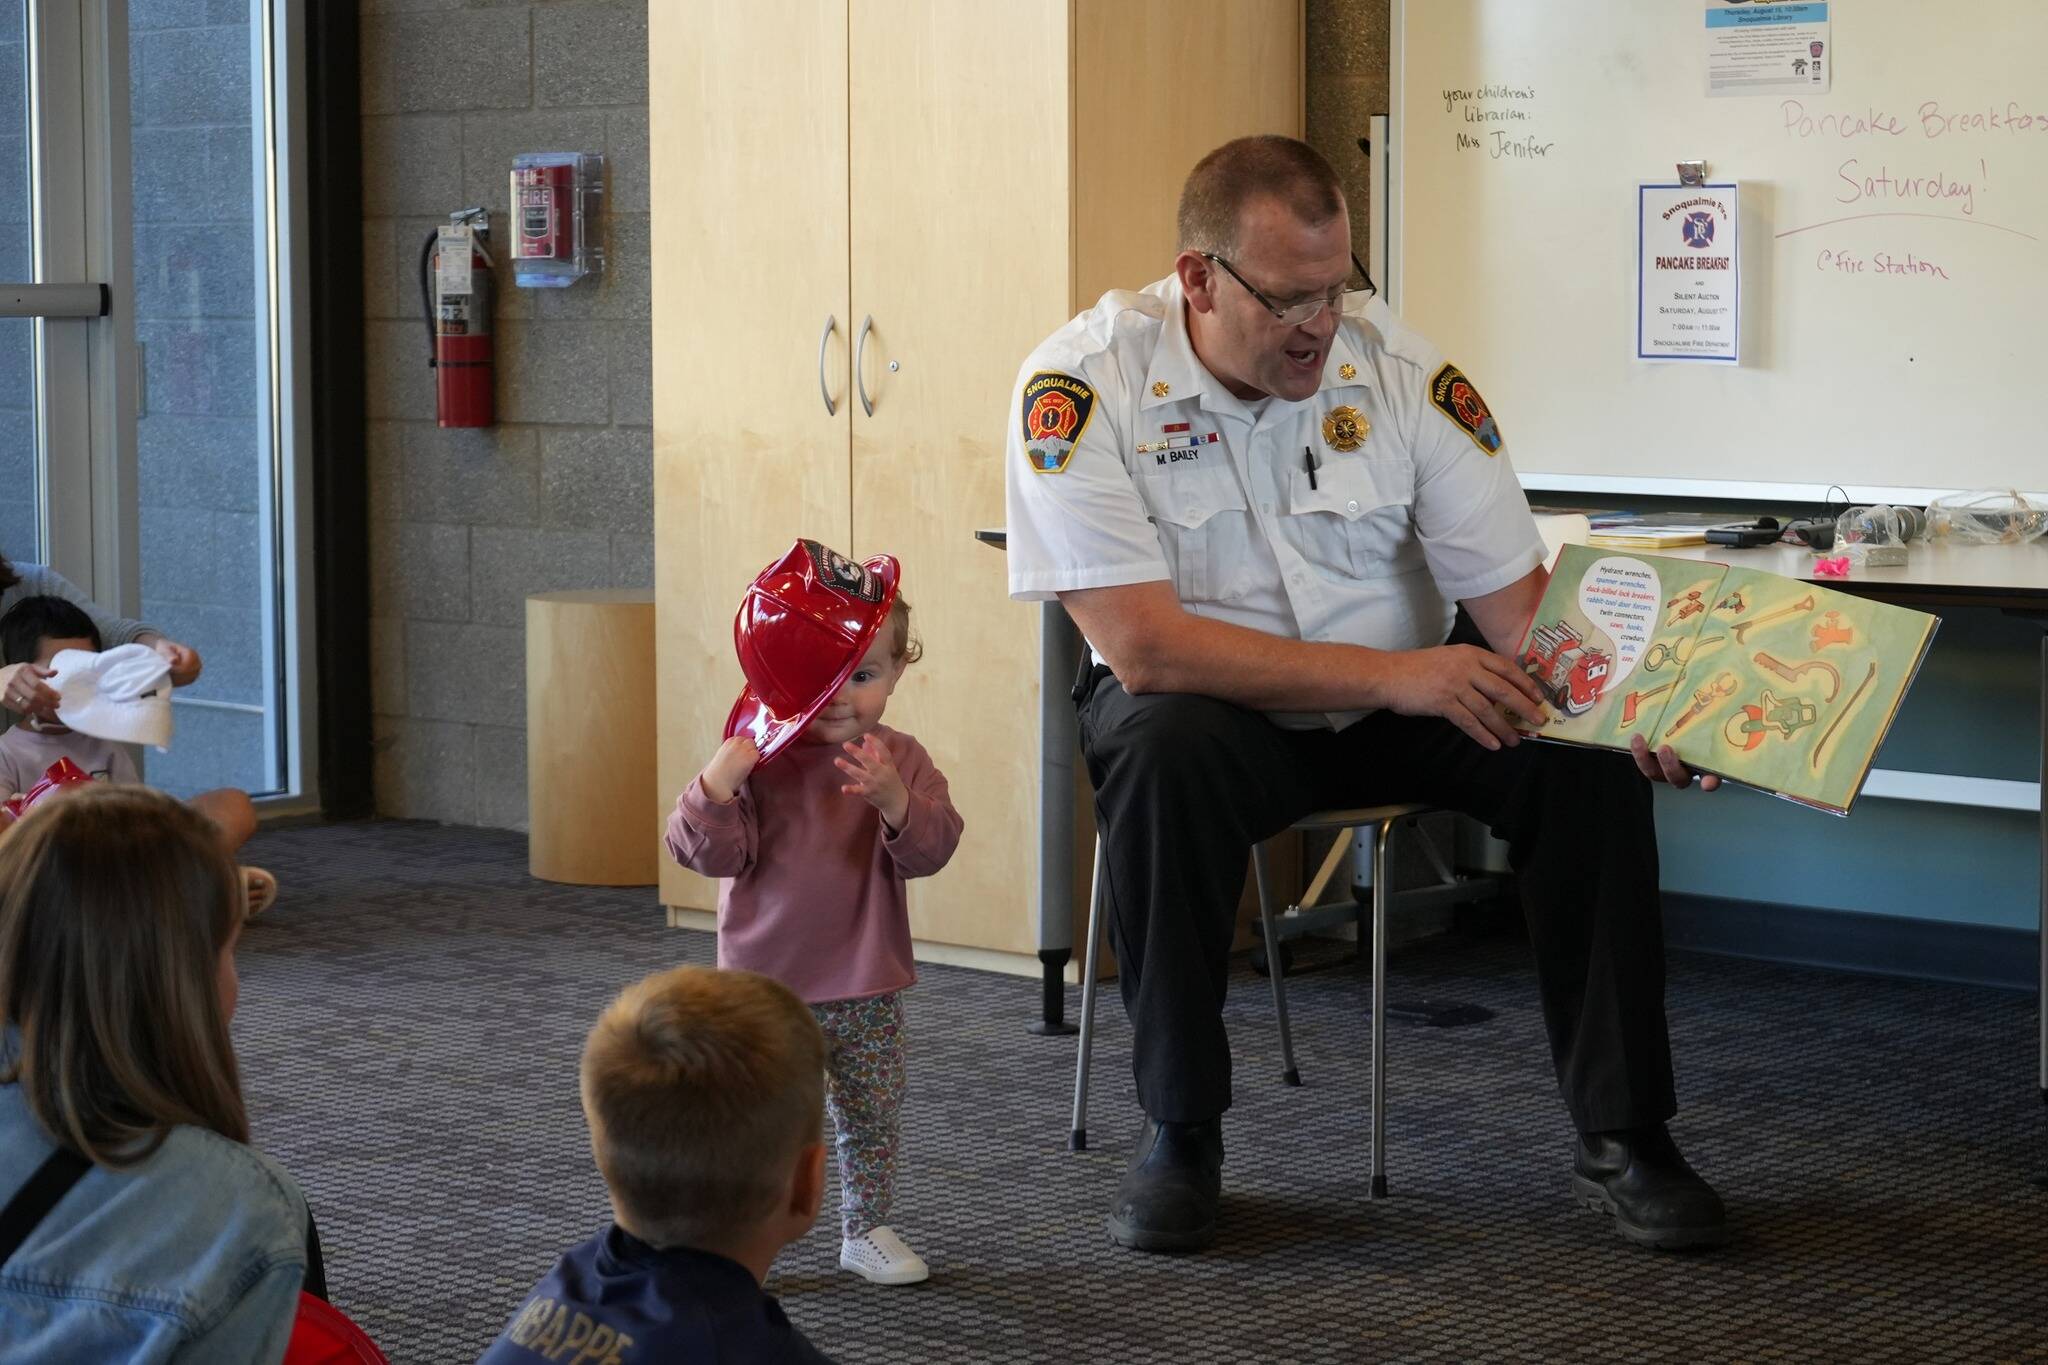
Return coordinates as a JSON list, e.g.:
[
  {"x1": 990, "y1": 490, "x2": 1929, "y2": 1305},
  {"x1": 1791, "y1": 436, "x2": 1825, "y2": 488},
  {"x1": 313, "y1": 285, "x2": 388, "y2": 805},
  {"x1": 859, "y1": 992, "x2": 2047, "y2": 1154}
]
[{"x1": 1520, "y1": 621, "x2": 1612, "y2": 716}]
